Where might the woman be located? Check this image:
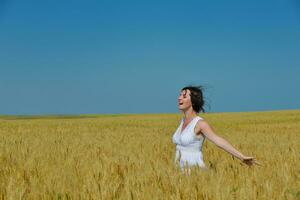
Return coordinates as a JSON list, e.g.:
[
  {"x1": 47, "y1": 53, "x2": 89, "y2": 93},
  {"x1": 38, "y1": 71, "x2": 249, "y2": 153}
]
[{"x1": 172, "y1": 85, "x2": 259, "y2": 169}]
